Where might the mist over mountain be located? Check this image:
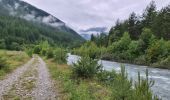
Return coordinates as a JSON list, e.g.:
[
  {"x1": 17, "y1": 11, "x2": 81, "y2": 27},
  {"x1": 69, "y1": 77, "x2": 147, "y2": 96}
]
[
  {"x1": 80, "y1": 27, "x2": 108, "y2": 40},
  {"x1": 0, "y1": 0, "x2": 84, "y2": 49},
  {"x1": 80, "y1": 27, "x2": 107, "y2": 33}
]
